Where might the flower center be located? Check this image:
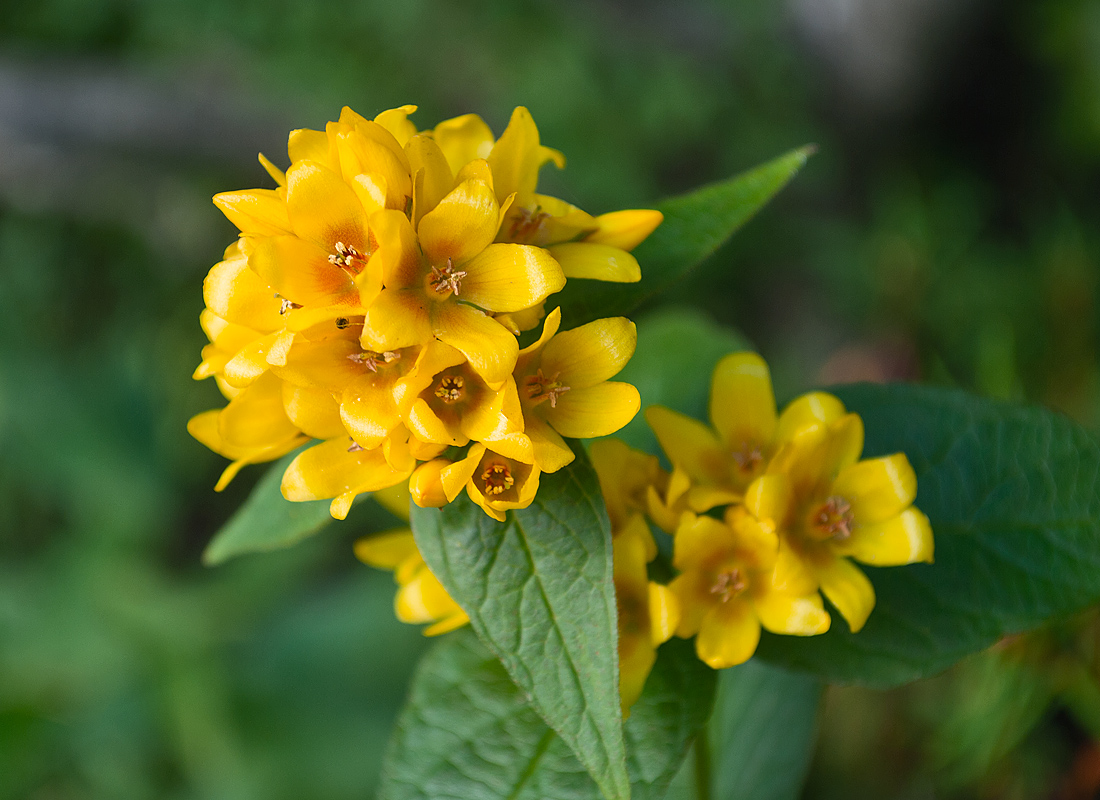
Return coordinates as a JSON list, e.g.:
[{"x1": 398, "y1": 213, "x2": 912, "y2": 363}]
[
  {"x1": 508, "y1": 205, "x2": 552, "y2": 243},
  {"x1": 435, "y1": 375, "x2": 465, "y2": 403},
  {"x1": 328, "y1": 241, "x2": 369, "y2": 275},
  {"x1": 731, "y1": 443, "x2": 764, "y2": 475},
  {"x1": 523, "y1": 369, "x2": 571, "y2": 408},
  {"x1": 811, "y1": 495, "x2": 854, "y2": 541},
  {"x1": 348, "y1": 349, "x2": 400, "y2": 373},
  {"x1": 429, "y1": 257, "x2": 467, "y2": 297},
  {"x1": 709, "y1": 568, "x2": 747, "y2": 602},
  {"x1": 481, "y1": 463, "x2": 514, "y2": 496}
]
